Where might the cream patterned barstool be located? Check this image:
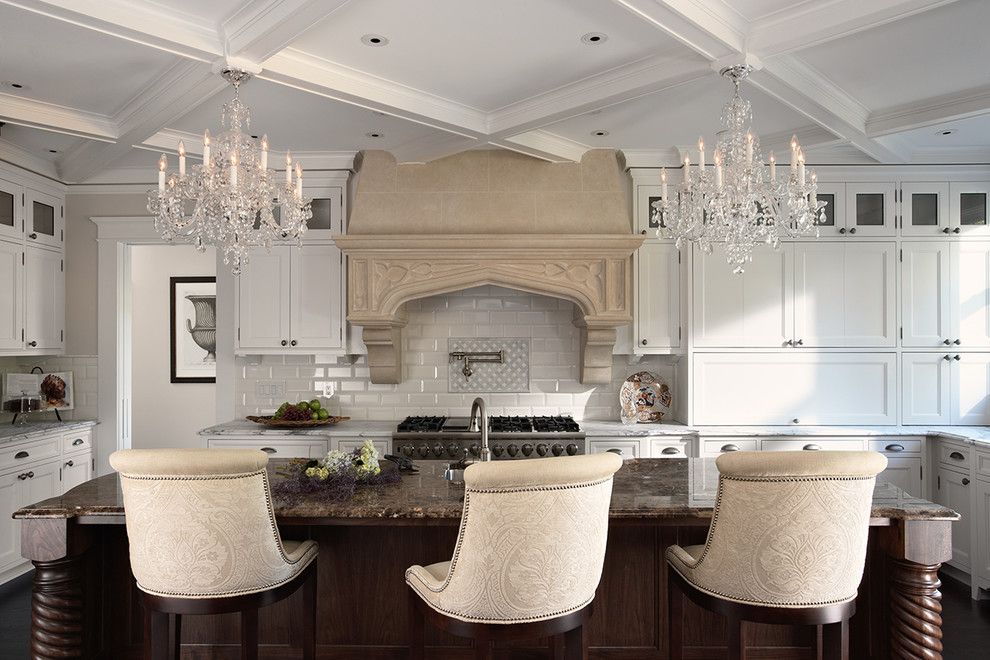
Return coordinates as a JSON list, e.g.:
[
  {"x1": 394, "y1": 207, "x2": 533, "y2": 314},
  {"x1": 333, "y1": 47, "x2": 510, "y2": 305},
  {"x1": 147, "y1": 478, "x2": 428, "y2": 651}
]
[
  {"x1": 666, "y1": 451, "x2": 887, "y2": 660},
  {"x1": 406, "y1": 452, "x2": 623, "y2": 660},
  {"x1": 109, "y1": 448, "x2": 318, "y2": 660}
]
